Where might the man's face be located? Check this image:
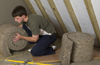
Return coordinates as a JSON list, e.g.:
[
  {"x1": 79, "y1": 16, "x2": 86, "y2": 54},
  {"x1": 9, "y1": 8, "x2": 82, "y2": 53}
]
[{"x1": 14, "y1": 16, "x2": 24, "y2": 23}]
